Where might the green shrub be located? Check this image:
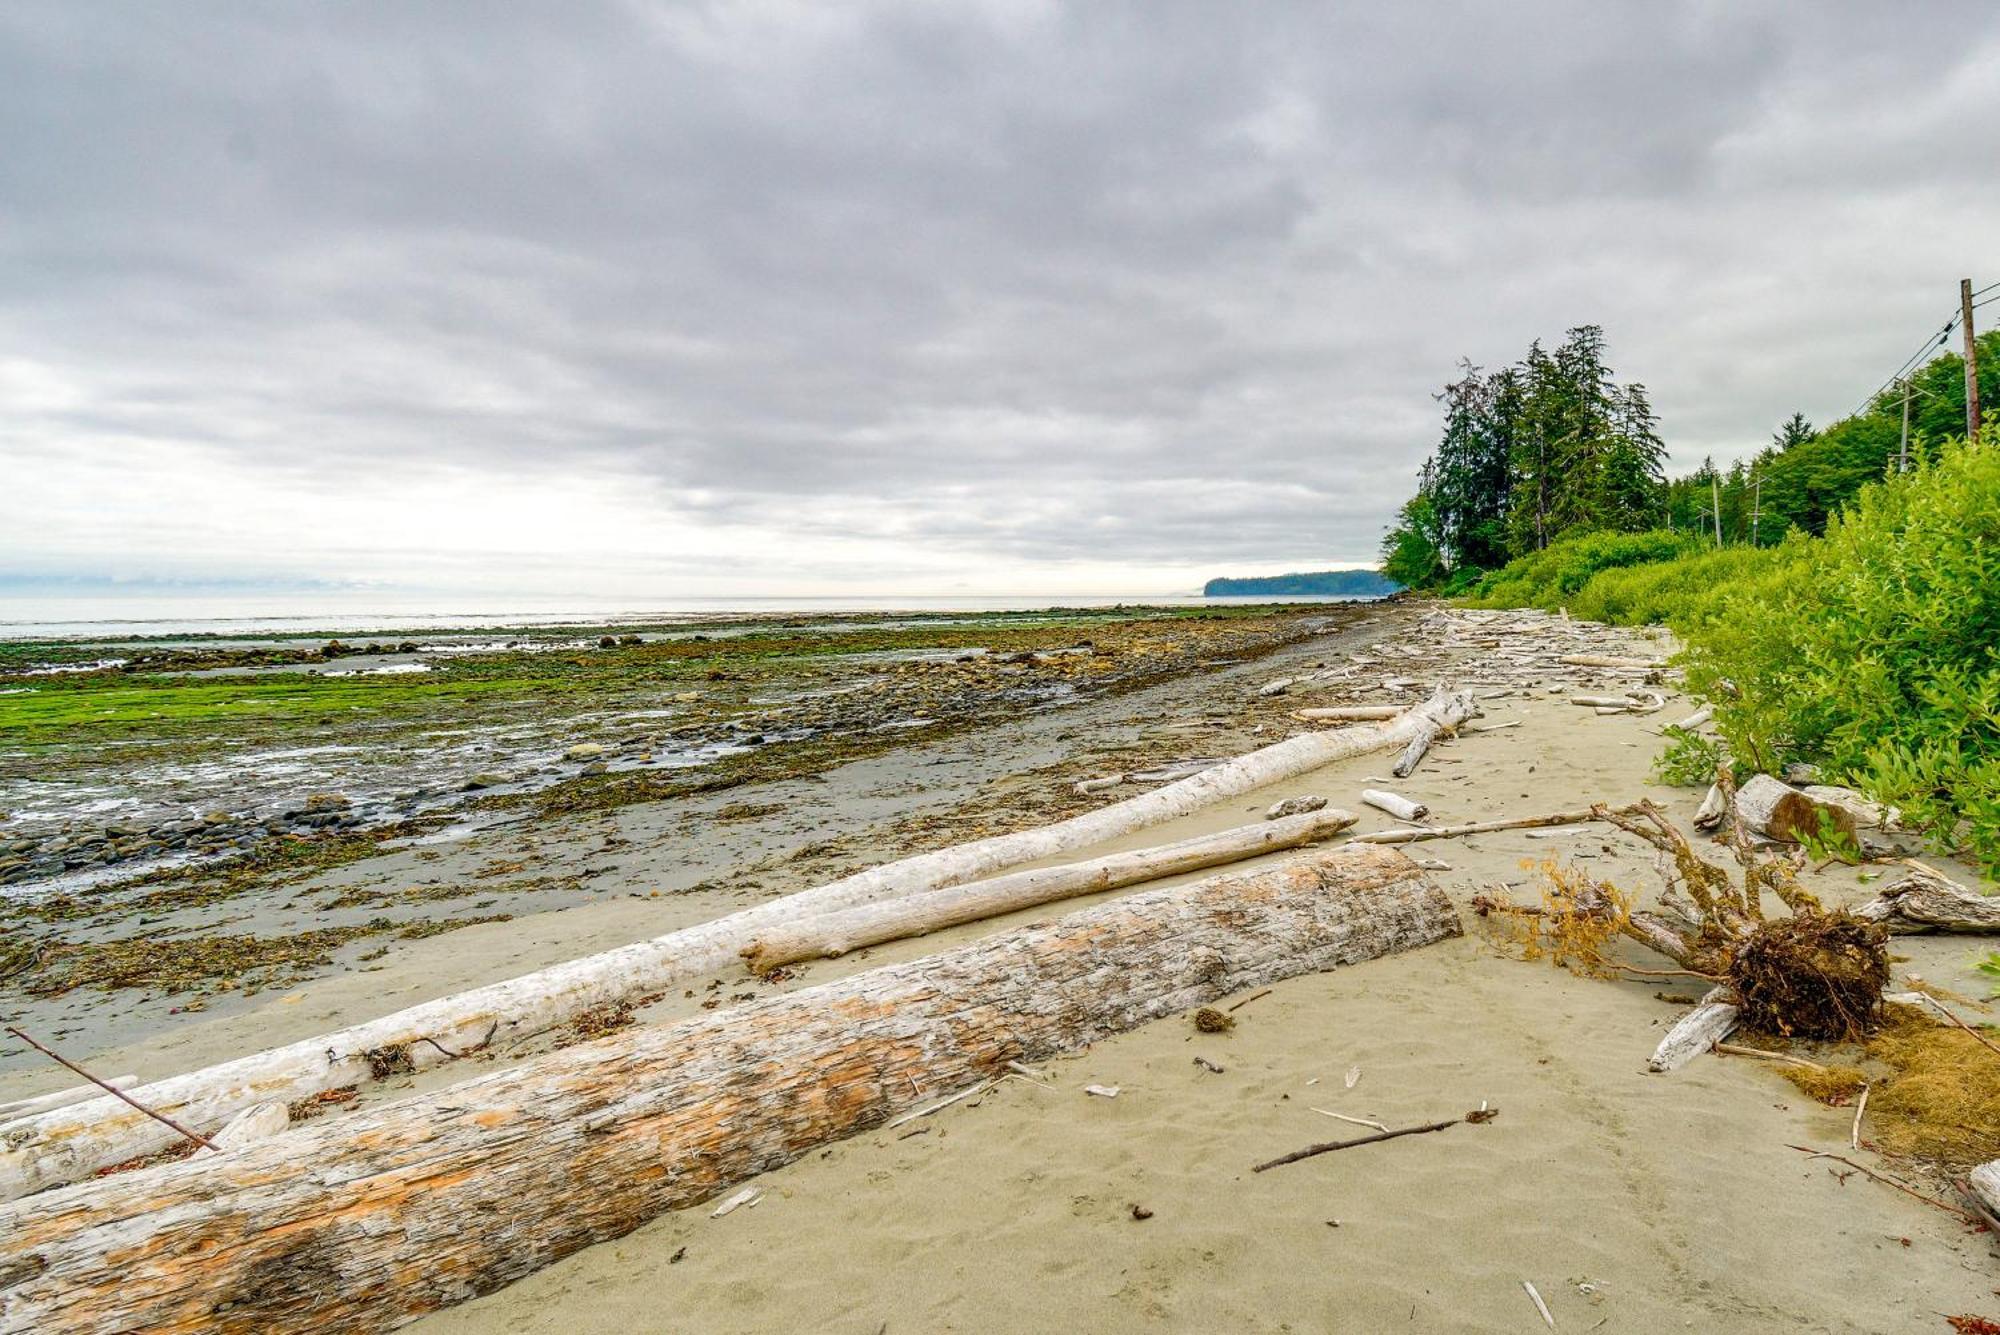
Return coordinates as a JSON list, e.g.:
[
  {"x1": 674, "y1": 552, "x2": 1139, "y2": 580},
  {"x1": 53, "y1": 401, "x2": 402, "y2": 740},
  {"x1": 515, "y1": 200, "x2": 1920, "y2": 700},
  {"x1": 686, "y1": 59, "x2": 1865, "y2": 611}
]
[
  {"x1": 1681, "y1": 428, "x2": 2000, "y2": 875},
  {"x1": 1462, "y1": 529, "x2": 1698, "y2": 611},
  {"x1": 1566, "y1": 539, "x2": 1803, "y2": 629}
]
